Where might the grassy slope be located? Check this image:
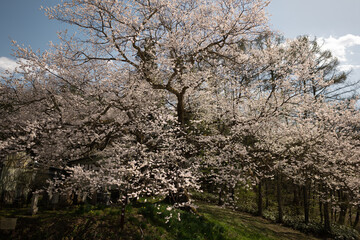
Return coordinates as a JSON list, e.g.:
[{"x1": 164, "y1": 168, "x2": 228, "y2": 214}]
[
  {"x1": 197, "y1": 203, "x2": 319, "y2": 240},
  {"x1": 0, "y1": 202, "x2": 320, "y2": 240}
]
